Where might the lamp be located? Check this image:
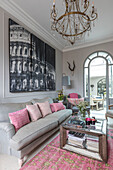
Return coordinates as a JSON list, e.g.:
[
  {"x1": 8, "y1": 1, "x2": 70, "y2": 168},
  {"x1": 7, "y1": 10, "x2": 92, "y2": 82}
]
[
  {"x1": 51, "y1": 0, "x2": 98, "y2": 45},
  {"x1": 62, "y1": 76, "x2": 71, "y2": 86}
]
